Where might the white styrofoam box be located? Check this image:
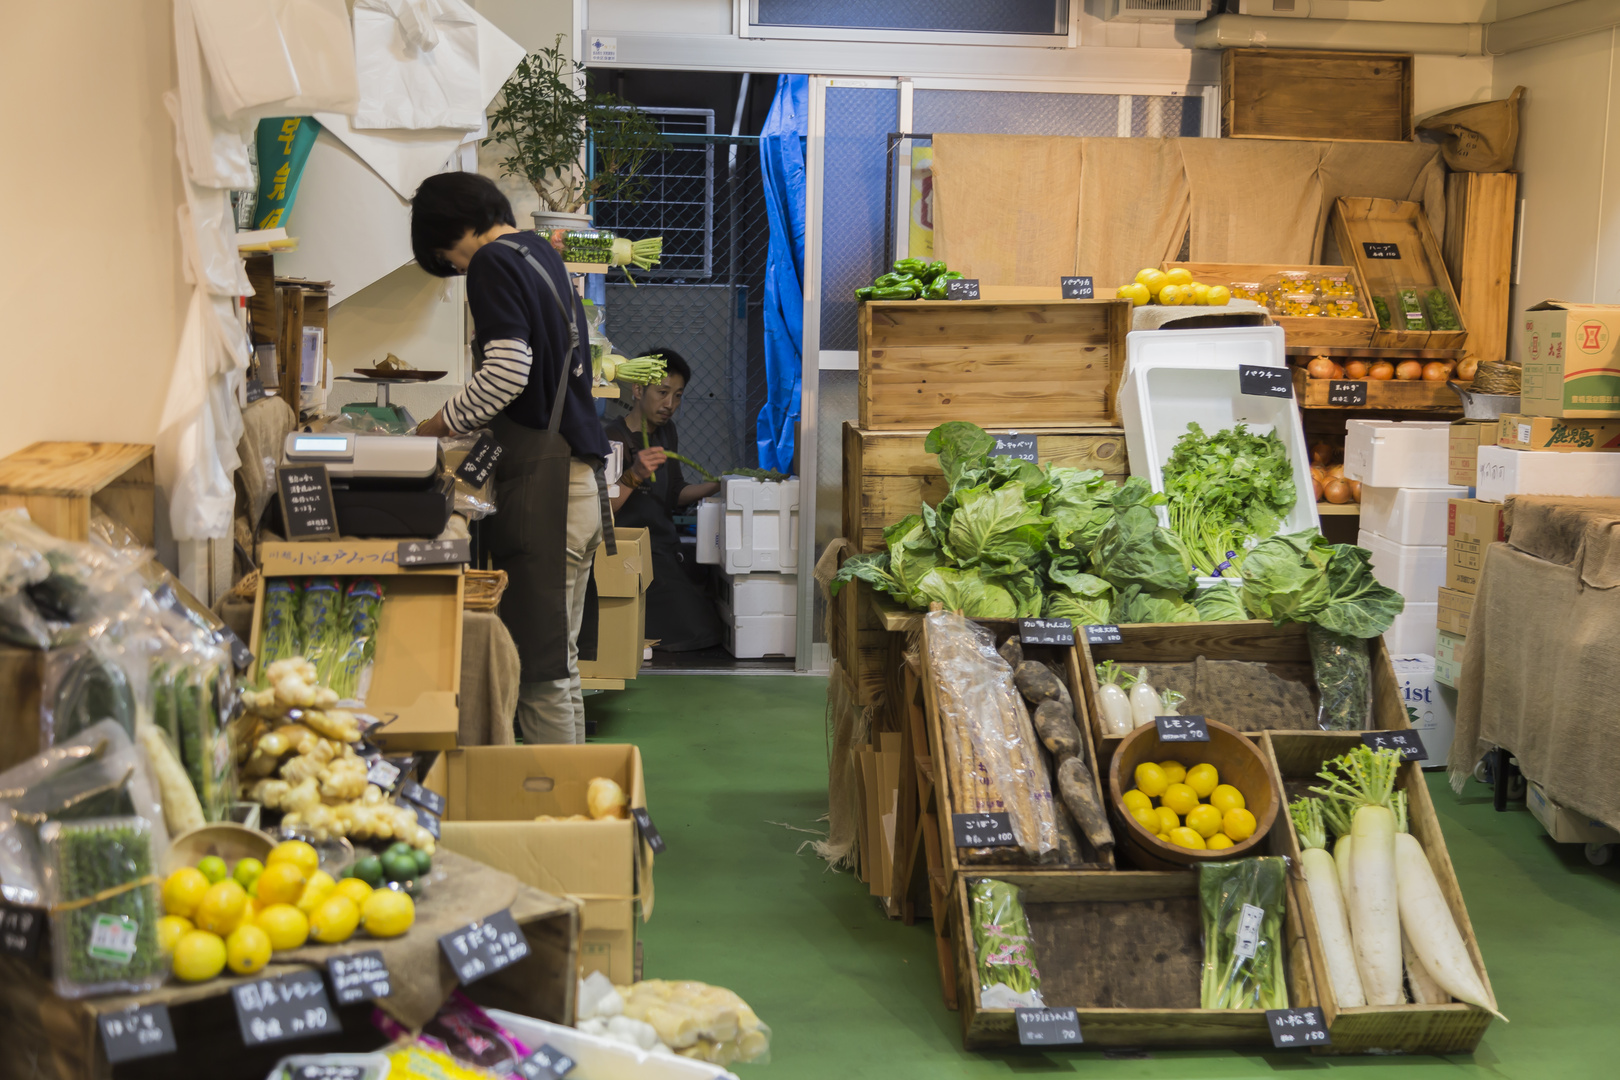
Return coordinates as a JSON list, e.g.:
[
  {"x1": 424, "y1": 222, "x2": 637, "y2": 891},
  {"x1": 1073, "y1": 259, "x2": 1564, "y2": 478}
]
[
  {"x1": 718, "y1": 572, "x2": 798, "y2": 617},
  {"x1": 488, "y1": 1009, "x2": 739, "y2": 1080},
  {"x1": 1358, "y1": 529, "x2": 1446, "y2": 604},
  {"x1": 717, "y1": 598, "x2": 796, "y2": 658},
  {"x1": 1358, "y1": 484, "x2": 1470, "y2": 546},
  {"x1": 1343, "y1": 420, "x2": 1453, "y2": 488},
  {"x1": 1120, "y1": 326, "x2": 1318, "y2": 565},
  {"x1": 1384, "y1": 602, "x2": 1439, "y2": 656},
  {"x1": 703, "y1": 476, "x2": 799, "y2": 575},
  {"x1": 694, "y1": 497, "x2": 723, "y2": 565},
  {"x1": 1391, "y1": 654, "x2": 1457, "y2": 769},
  {"x1": 1475, "y1": 444, "x2": 1620, "y2": 502}
]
